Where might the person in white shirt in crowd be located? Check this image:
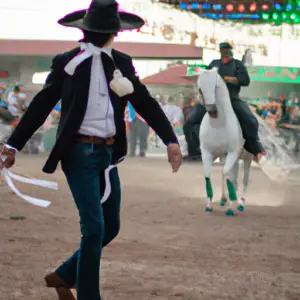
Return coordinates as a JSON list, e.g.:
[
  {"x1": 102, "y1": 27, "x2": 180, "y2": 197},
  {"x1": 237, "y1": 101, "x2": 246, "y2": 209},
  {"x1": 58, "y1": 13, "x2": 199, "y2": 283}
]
[
  {"x1": 0, "y1": 85, "x2": 27, "y2": 125},
  {"x1": 7, "y1": 85, "x2": 27, "y2": 117},
  {"x1": 162, "y1": 96, "x2": 184, "y2": 126}
]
